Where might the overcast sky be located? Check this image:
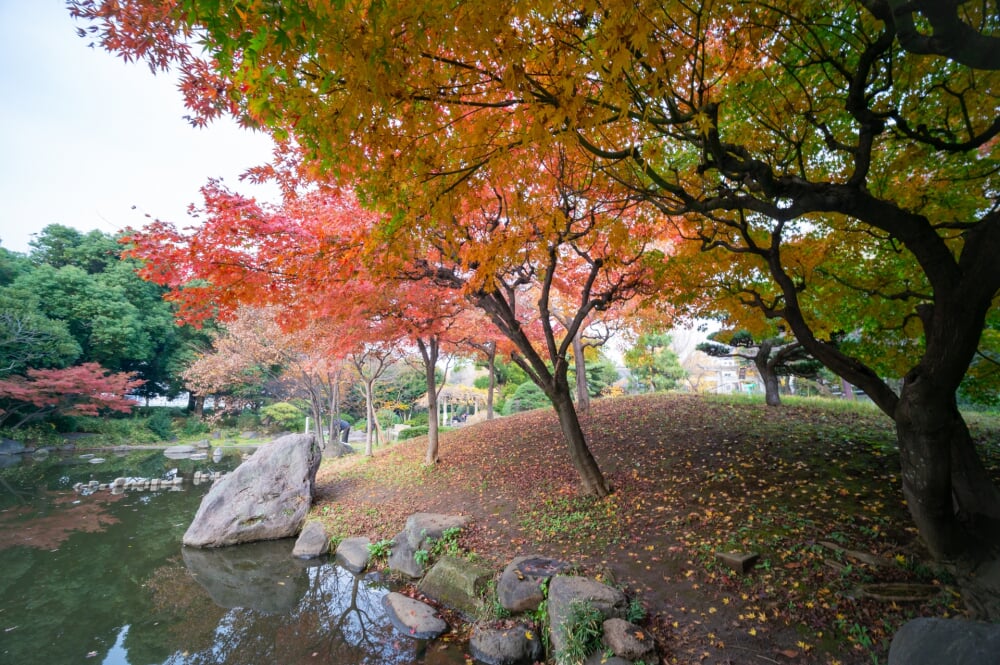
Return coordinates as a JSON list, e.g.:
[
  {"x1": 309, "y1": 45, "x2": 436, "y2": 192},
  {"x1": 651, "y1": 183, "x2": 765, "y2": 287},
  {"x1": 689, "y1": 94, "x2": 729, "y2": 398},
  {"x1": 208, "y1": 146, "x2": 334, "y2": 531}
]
[{"x1": 0, "y1": 1, "x2": 277, "y2": 254}]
